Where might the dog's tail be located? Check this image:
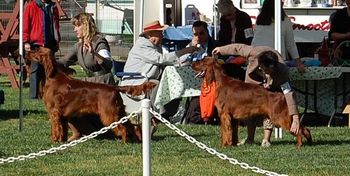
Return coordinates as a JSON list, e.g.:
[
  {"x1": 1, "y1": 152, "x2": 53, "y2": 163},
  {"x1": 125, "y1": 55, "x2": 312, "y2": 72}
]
[{"x1": 116, "y1": 82, "x2": 157, "y2": 97}]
